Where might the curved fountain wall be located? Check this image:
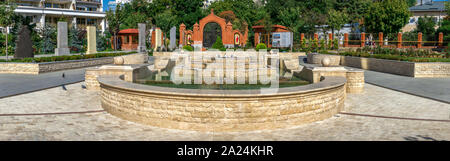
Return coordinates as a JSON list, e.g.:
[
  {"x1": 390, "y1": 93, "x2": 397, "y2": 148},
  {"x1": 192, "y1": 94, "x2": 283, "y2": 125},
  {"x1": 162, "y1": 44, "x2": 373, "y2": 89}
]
[{"x1": 98, "y1": 75, "x2": 346, "y2": 132}]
